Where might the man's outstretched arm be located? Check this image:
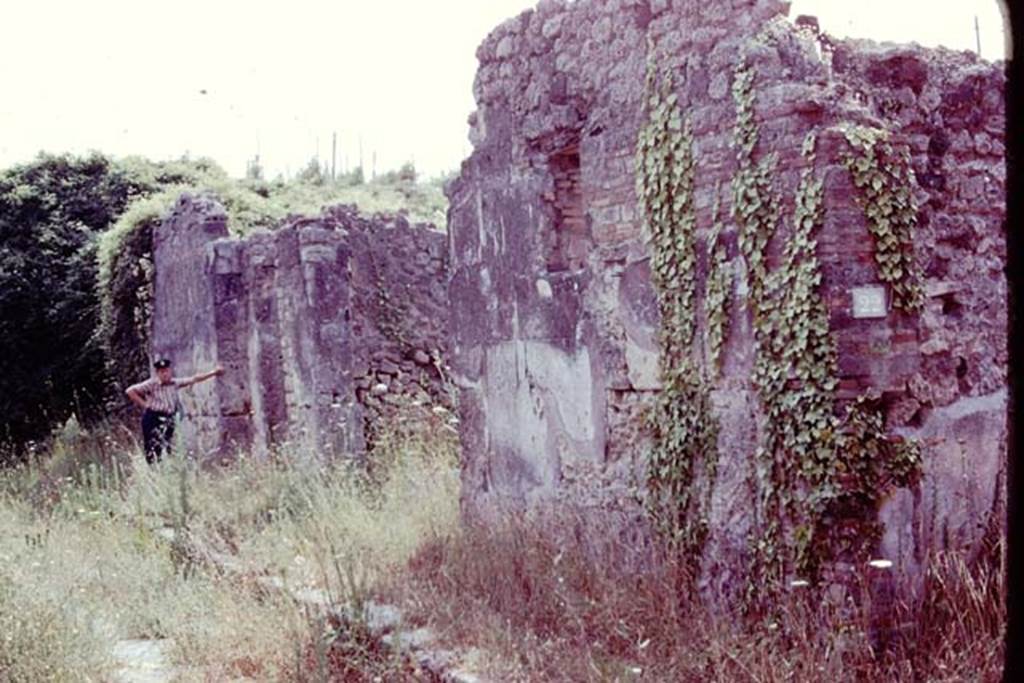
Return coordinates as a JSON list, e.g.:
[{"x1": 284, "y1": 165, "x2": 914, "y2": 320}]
[
  {"x1": 177, "y1": 366, "x2": 225, "y2": 388},
  {"x1": 125, "y1": 384, "x2": 150, "y2": 409}
]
